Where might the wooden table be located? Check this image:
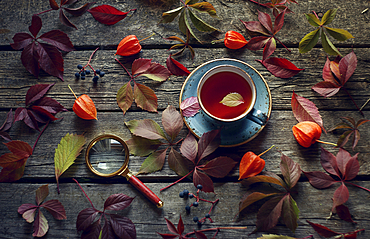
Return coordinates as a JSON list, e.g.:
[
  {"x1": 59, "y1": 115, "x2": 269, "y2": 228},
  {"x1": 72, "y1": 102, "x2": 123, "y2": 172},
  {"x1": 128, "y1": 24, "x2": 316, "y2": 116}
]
[{"x1": 0, "y1": 0, "x2": 369, "y2": 238}]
